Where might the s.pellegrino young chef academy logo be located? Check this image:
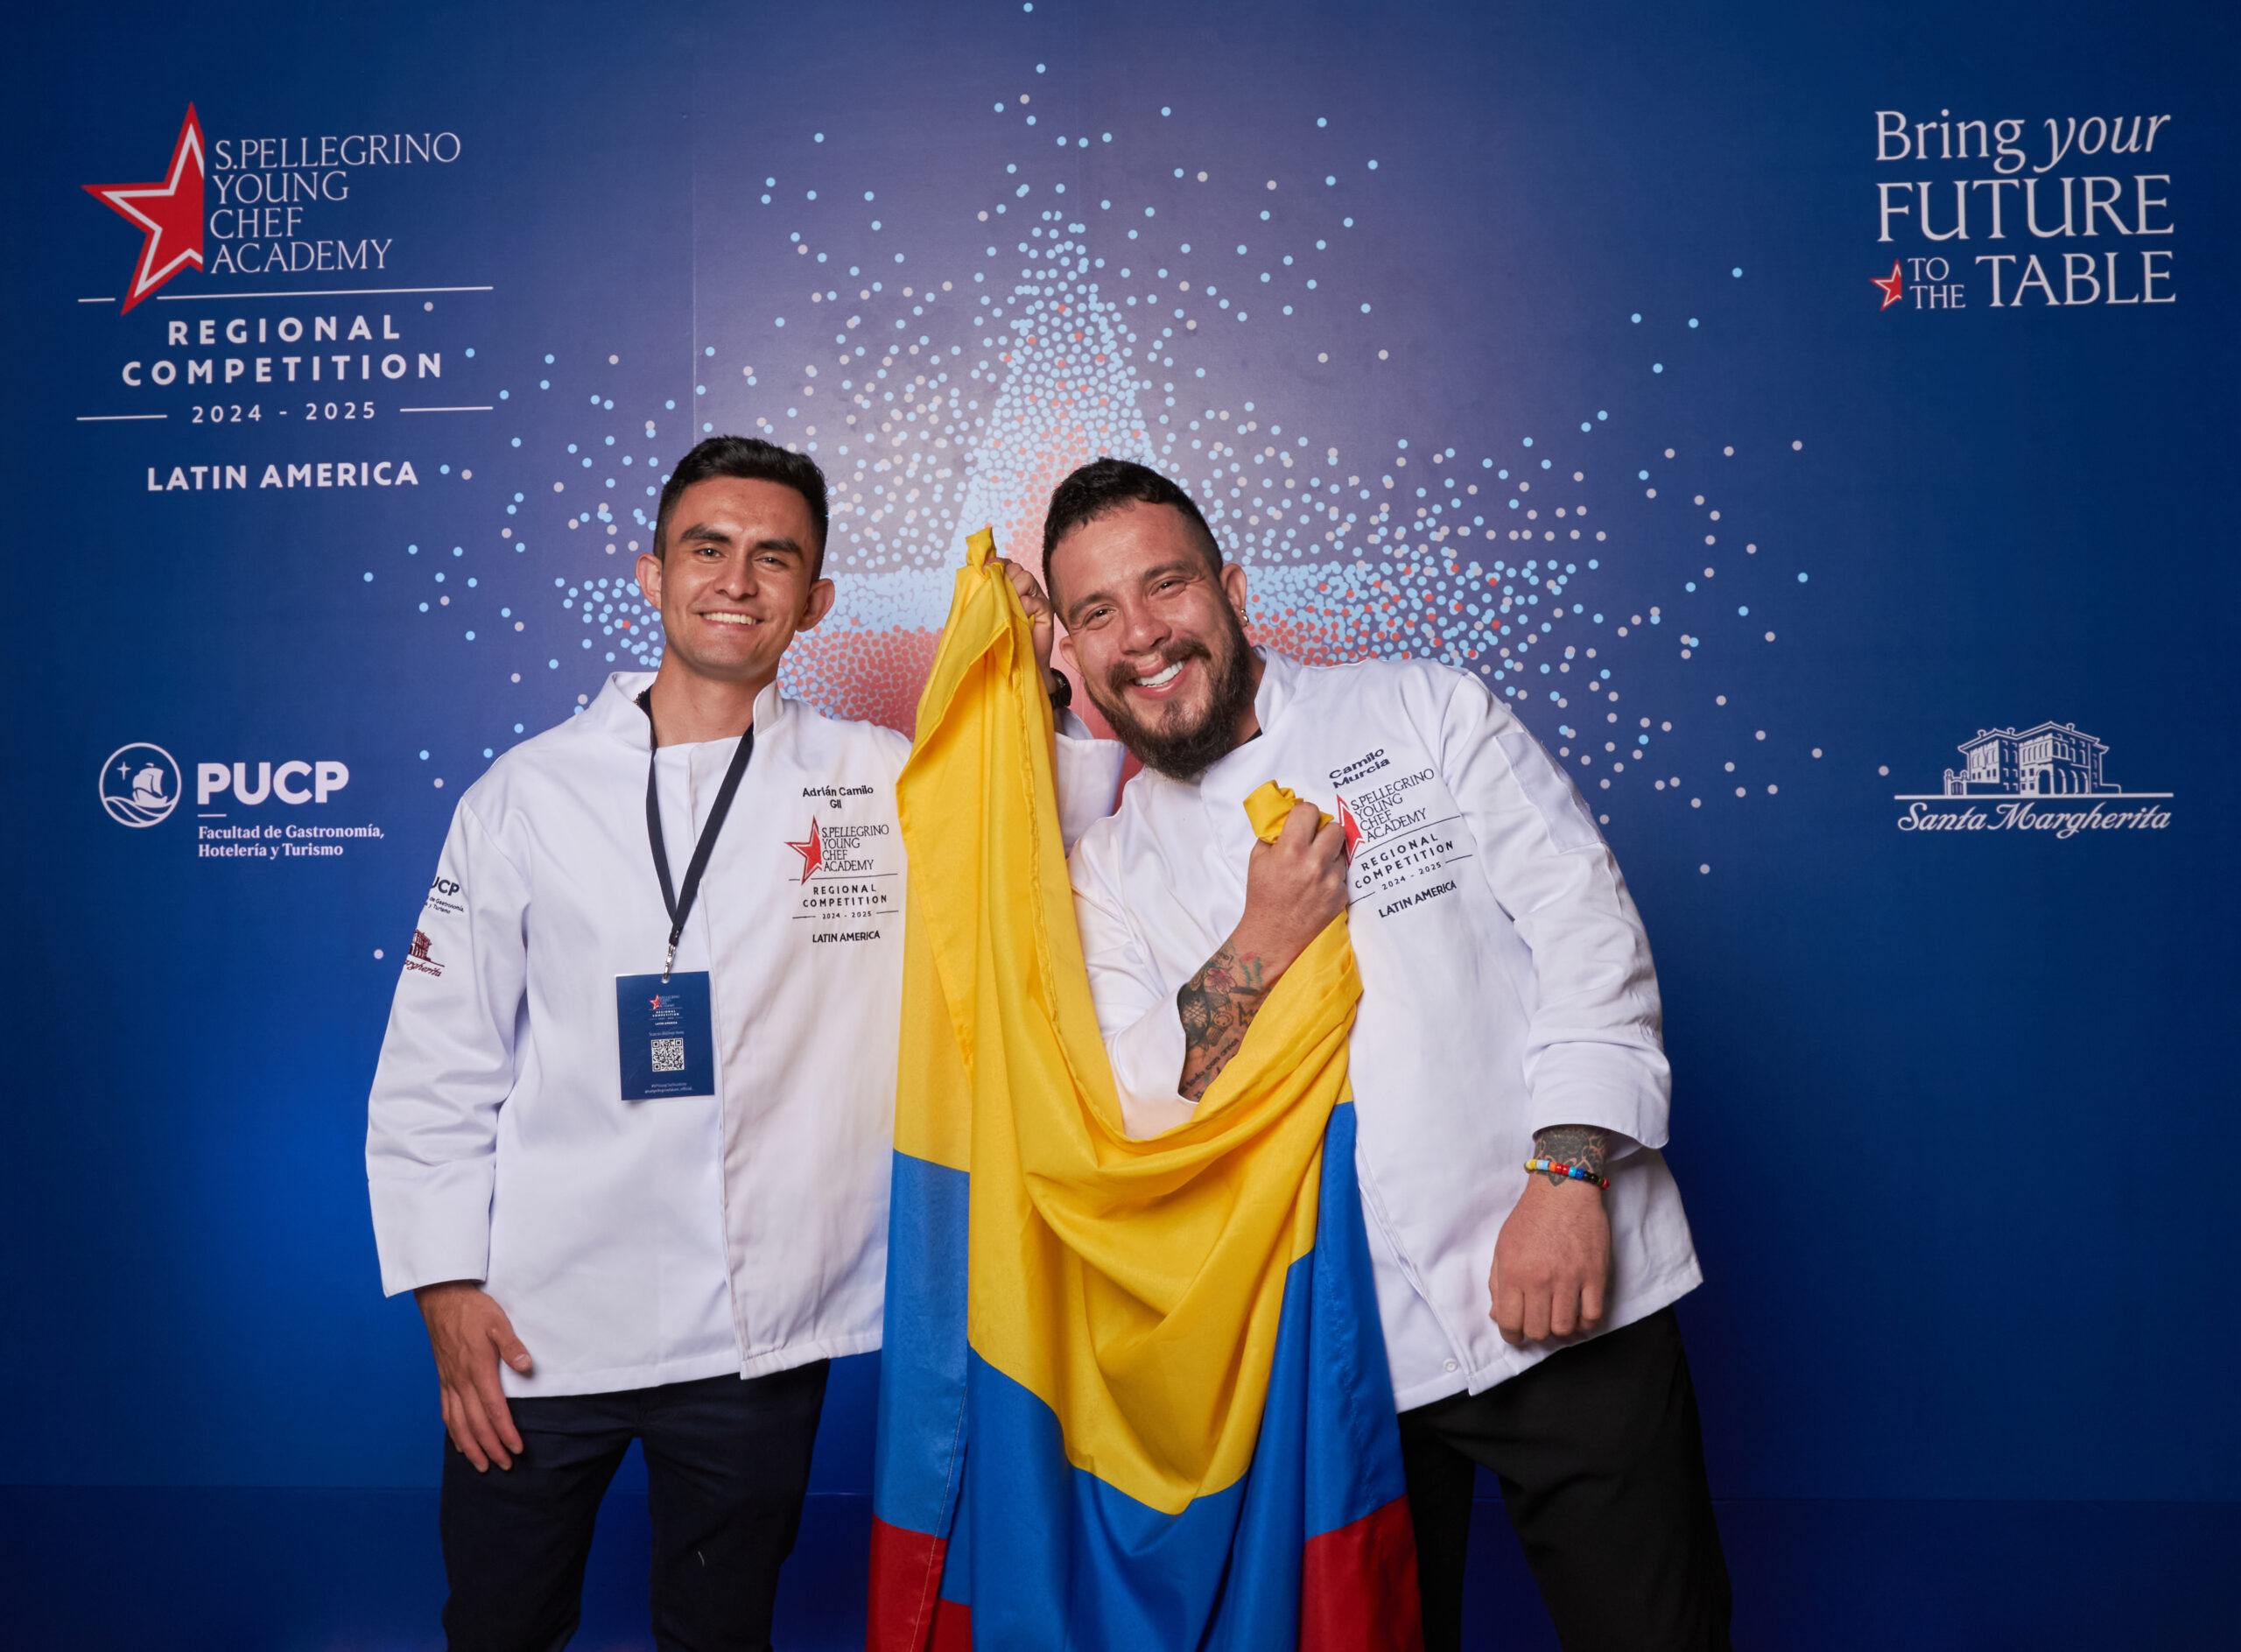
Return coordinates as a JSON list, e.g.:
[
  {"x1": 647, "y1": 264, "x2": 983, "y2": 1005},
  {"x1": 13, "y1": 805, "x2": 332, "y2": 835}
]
[
  {"x1": 84, "y1": 106, "x2": 205, "y2": 313},
  {"x1": 1895, "y1": 721, "x2": 2171, "y2": 836}
]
